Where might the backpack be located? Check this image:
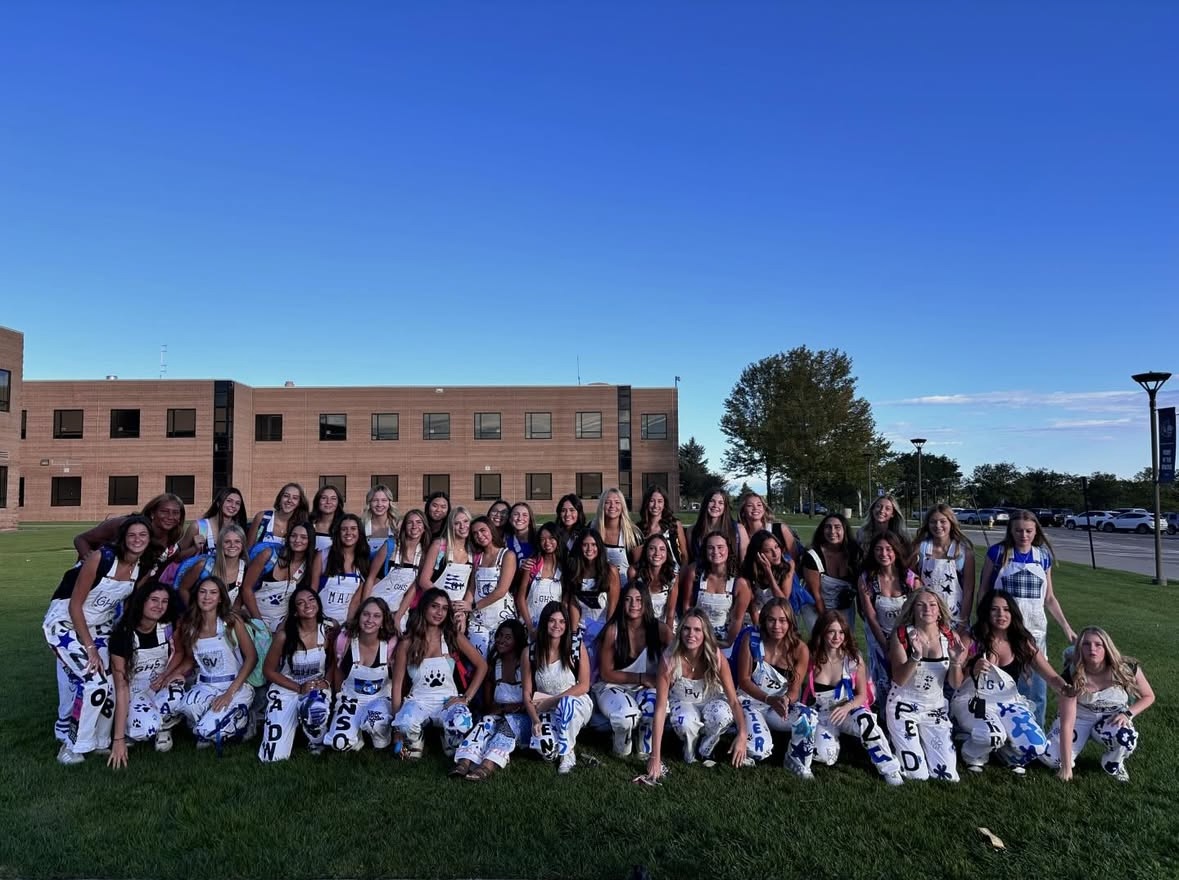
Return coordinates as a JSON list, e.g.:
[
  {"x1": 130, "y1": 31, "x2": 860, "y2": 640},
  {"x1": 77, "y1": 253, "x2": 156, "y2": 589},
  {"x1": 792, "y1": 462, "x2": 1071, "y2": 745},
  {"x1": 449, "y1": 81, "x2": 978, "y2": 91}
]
[{"x1": 52, "y1": 545, "x2": 118, "y2": 600}]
